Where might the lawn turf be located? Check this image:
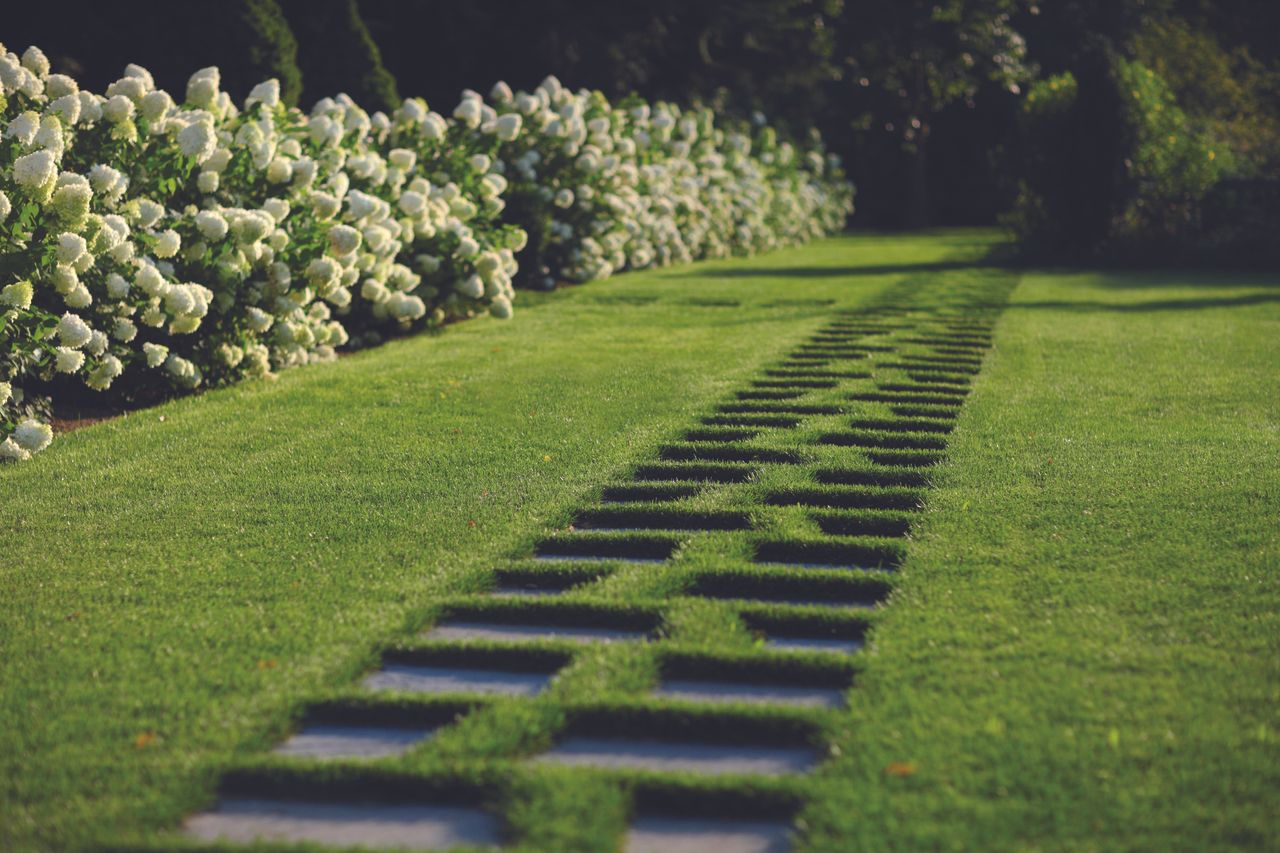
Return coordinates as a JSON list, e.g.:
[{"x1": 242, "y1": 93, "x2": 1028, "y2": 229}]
[
  {"x1": 0, "y1": 232, "x2": 982, "y2": 851},
  {"x1": 809, "y1": 264, "x2": 1280, "y2": 850},
  {"x1": 2, "y1": 234, "x2": 1278, "y2": 851}
]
